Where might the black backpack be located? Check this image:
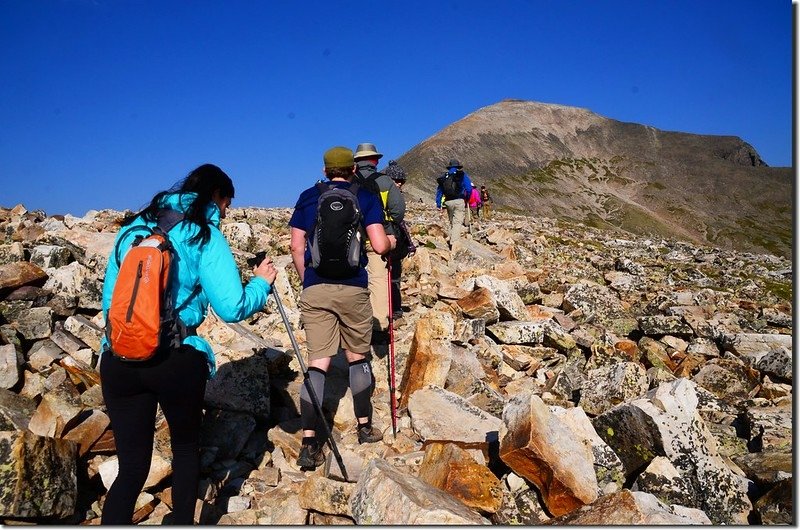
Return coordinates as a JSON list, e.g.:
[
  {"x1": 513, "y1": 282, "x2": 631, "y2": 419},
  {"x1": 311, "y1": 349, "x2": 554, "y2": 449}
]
[
  {"x1": 355, "y1": 167, "x2": 382, "y2": 196},
  {"x1": 437, "y1": 170, "x2": 464, "y2": 200},
  {"x1": 308, "y1": 182, "x2": 364, "y2": 279},
  {"x1": 389, "y1": 219, "x2": 416, "y2": 261}
]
